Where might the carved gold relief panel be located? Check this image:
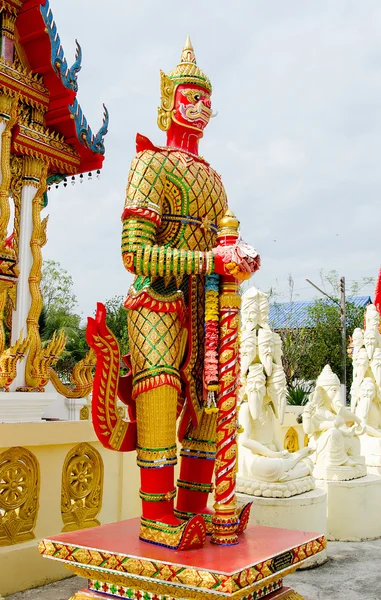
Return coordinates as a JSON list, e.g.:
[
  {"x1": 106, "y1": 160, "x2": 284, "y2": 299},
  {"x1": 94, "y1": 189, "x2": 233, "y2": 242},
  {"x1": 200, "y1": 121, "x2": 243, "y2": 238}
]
[
  {"x1": 284, "y1": 427, "x2": 299, "y2": 453},
  {"x1": 0, "y1": 446, "x2": 40, "y2": 546},
  {"x1": 61, "y1": 442, "x2": 104, "y2": 532}
]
